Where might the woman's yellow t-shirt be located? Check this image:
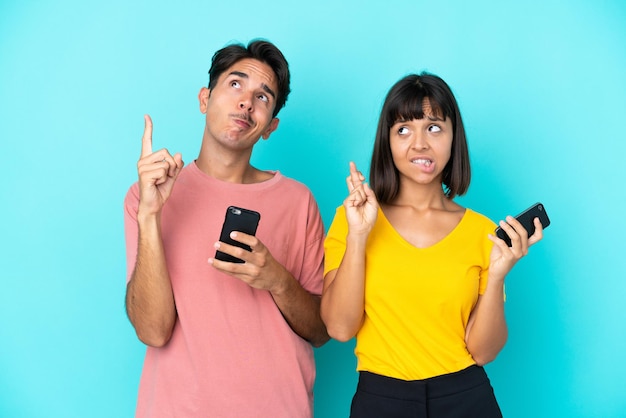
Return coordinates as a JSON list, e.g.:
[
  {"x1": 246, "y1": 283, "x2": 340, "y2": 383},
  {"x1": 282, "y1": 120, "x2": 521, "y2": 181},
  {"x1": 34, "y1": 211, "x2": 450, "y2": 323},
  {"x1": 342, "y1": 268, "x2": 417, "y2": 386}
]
[{"x1": 324, "y1": 206, "x2": 496, "y2": 380}]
